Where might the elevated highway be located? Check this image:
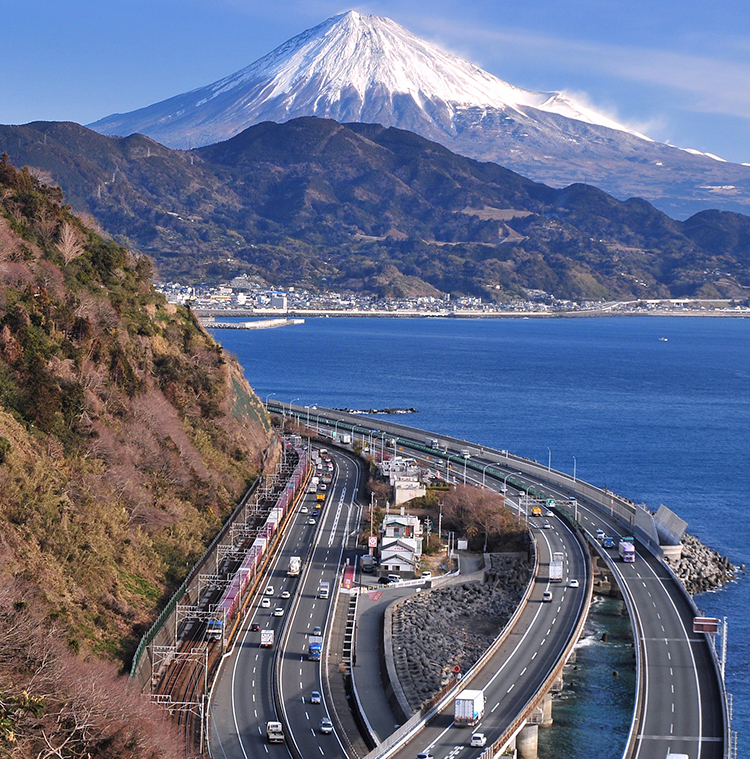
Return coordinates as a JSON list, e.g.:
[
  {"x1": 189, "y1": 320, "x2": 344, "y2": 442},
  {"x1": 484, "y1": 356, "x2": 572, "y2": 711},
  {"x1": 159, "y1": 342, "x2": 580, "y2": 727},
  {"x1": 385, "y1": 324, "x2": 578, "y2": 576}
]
[{"x1": 276, "y1": 403, "x2": 728, "y2": 759}]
